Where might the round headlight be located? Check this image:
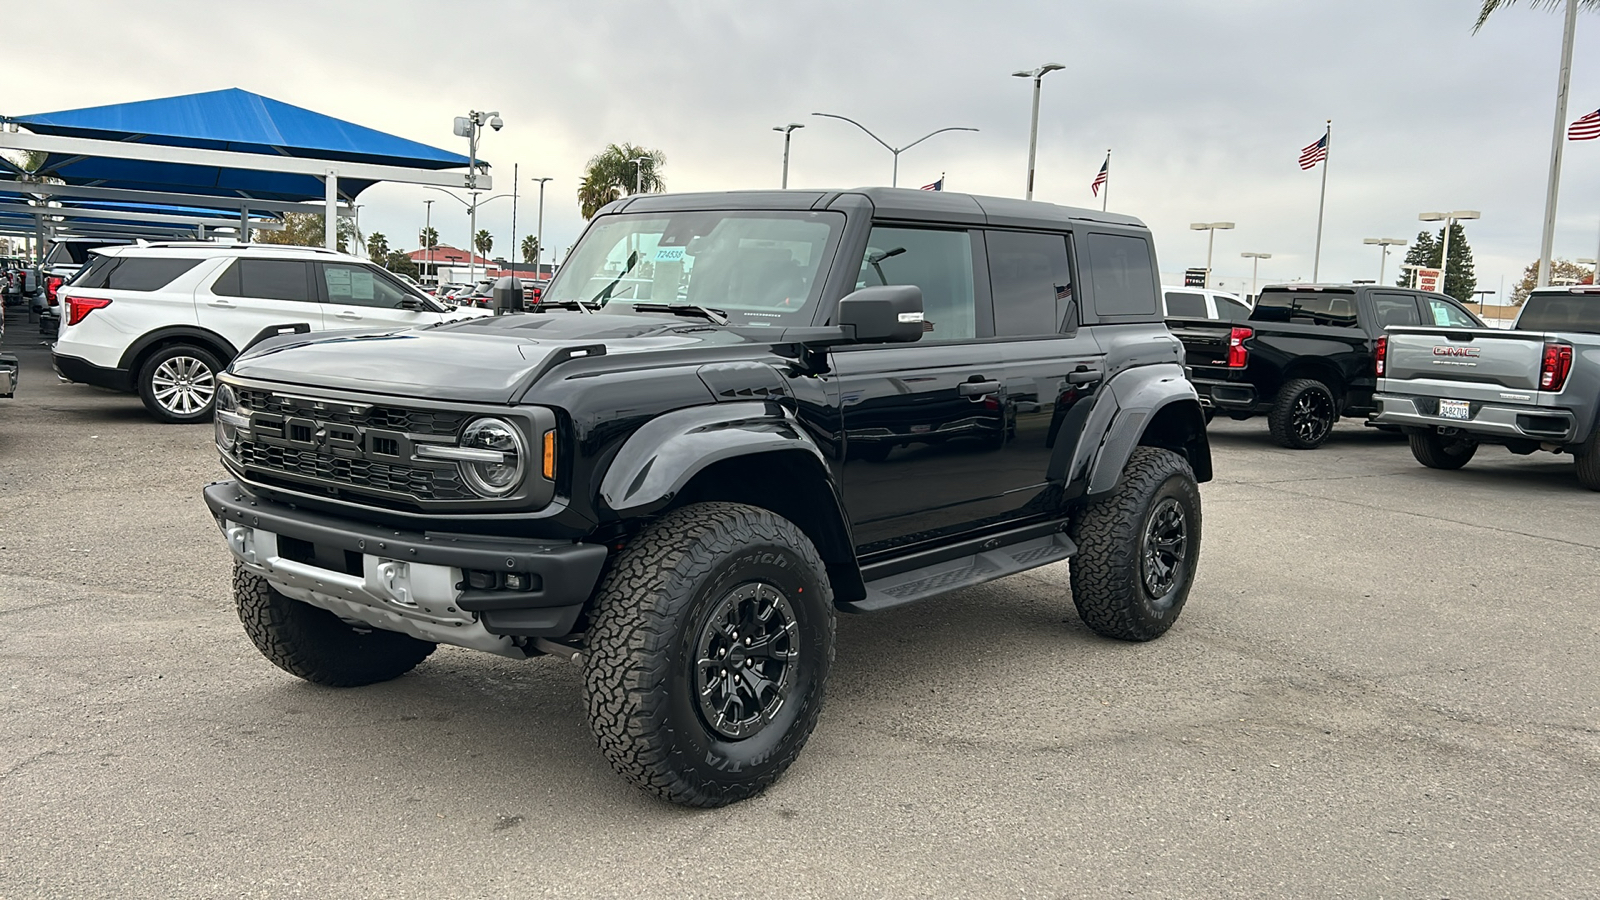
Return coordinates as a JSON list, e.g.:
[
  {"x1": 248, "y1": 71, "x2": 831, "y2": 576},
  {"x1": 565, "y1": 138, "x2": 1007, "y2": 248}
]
[
  {"x1": 215, "y1": 384, "x2": 239, "y2": 451},
  {"x1": 459, "y1": 417, "x2": 526, "y2": 497},
  {"x1": 216, "y1": 383, "x2": 237, "y2": 413}
]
